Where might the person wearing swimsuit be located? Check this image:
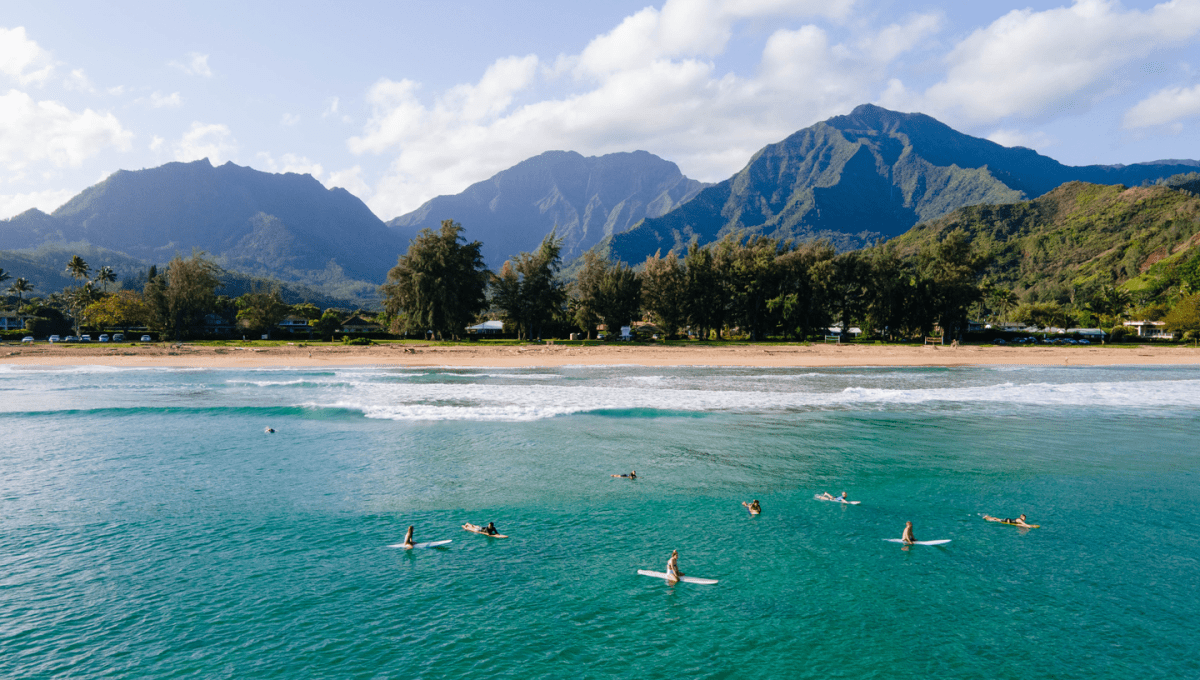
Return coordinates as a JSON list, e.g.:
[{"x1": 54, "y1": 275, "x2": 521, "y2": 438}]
[
  {"x1": 402, "y1": 525, "x2": 415, "y2": 549},
  {"x1": 666, "y1": 549, "x2": 683, "y2": 581},
  {"x1": 901, "y1": 521, "x2": 916, "y2": 545},
  {"x1": 484, "y1": 522, "x2": 499, "y2": 535}
]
